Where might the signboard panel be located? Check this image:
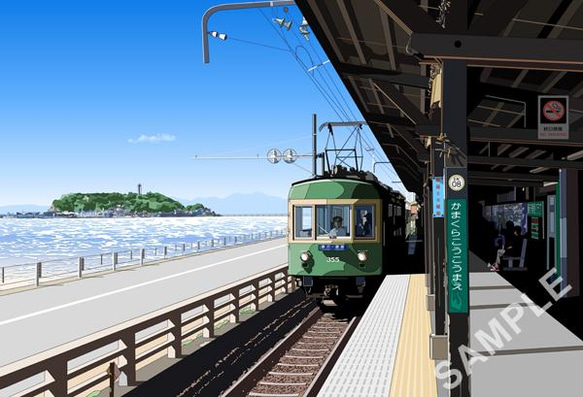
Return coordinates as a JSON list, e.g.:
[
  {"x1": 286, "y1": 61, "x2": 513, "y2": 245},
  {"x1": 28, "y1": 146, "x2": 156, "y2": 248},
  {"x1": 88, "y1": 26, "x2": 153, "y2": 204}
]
[
  {"x1": 527, "y1": 201, "x2": 543, "y2": 218},
  {"x1": 446, "y1": 198, "x2": 469, "y2": 313},
  {"x1": 538, "y1": 95, "x2": 569, "y2": 139},
  {"x1": 432, "y1": 177, "x2": 444, "y2": 218}
]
